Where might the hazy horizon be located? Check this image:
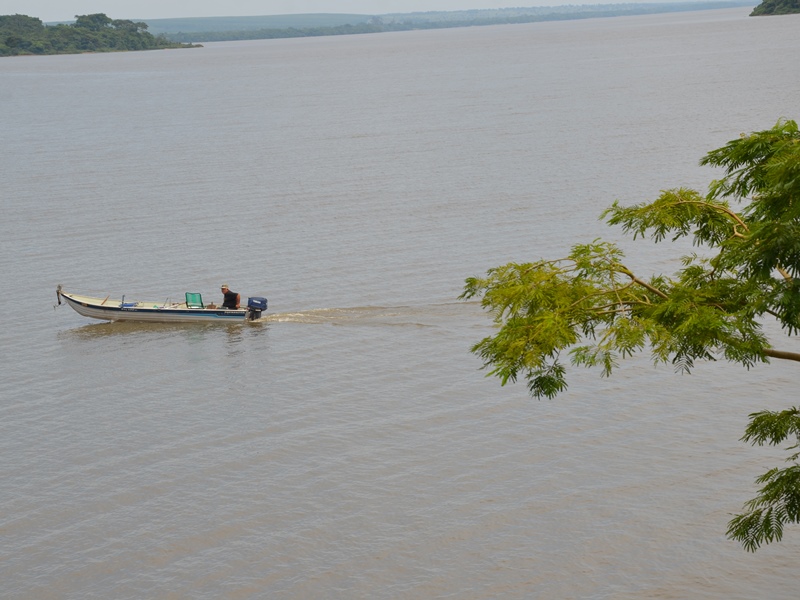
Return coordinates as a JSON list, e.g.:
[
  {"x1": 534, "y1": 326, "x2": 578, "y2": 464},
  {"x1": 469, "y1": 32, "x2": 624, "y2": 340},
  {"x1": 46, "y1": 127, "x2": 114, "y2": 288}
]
[{"x1": 1, "y1": 0, "x2": 719, "y2": 23}]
